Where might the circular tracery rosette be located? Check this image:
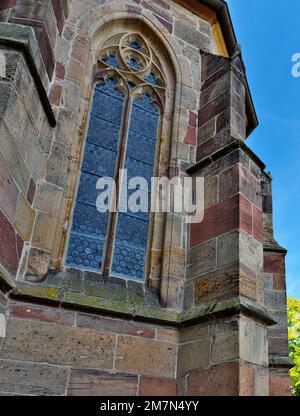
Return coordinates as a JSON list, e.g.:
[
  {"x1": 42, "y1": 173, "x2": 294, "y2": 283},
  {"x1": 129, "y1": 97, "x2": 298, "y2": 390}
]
[{"x1": 97, "y1": 32, "x2": 166, "y2": 99}]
